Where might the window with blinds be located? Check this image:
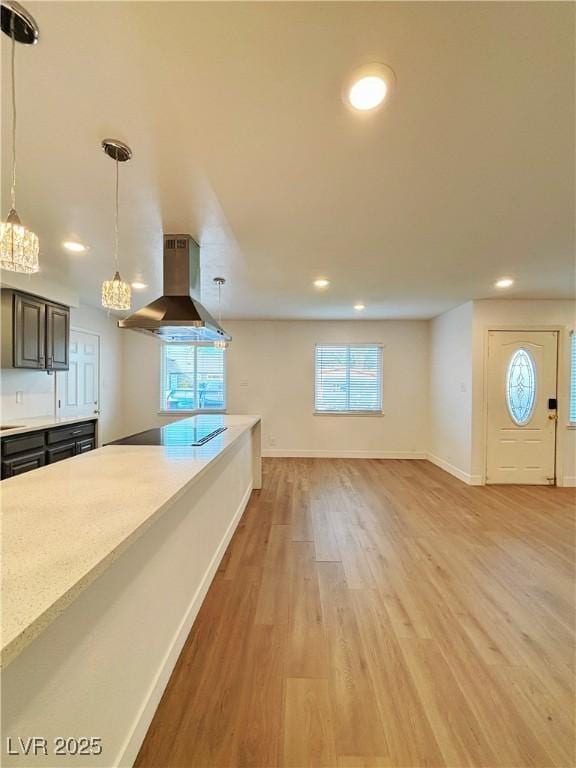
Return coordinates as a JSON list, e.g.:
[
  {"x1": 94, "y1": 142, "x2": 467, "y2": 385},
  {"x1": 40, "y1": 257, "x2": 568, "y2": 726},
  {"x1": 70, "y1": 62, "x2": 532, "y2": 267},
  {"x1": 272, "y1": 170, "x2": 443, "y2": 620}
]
[
  {"x1": 160, "y1": 344, "x2": 226, "y2": 412},
  {"x1": 315, "y1": 344, "x2": 383, "y2": 413},
  {"x1": 570, "y1": 332, "x2": 576, "y2": 423}
]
